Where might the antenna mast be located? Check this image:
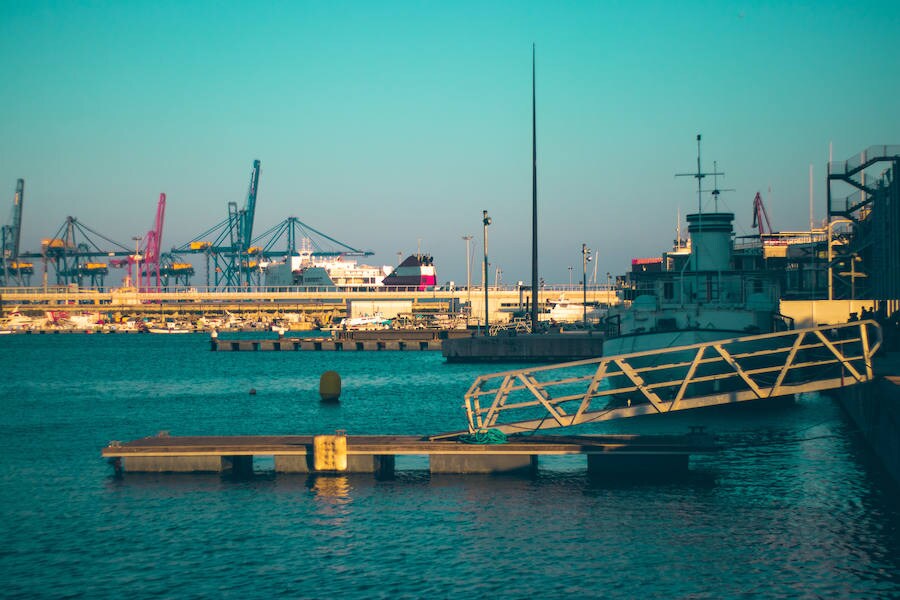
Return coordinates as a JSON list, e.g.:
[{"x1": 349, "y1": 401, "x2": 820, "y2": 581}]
[{"x1": 676, "y1": 134, "x2": 724, "y2": 214}]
